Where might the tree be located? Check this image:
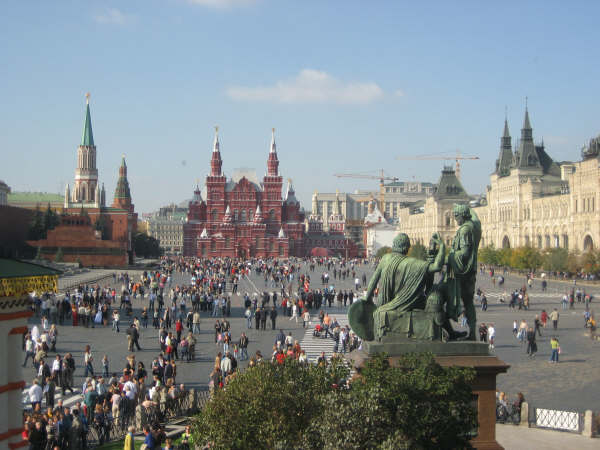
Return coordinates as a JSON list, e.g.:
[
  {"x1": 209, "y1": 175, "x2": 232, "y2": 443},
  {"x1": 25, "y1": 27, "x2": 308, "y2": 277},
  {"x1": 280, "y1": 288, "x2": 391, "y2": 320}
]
[
  {"x1": 54, "y1": 247, "x2": 64, "y2": 263},
  {"x1": 510, "y1": 246, "x2": 542, "y2": 271},
  {"x1": 305, "y1": 353, "x2": 477, "y2": 450},
  {"x1": 192, "y1": 354, "x2": 477, "y2": 450},
  {"x1": 497, "y1": 248, "x2": 513, "y2": 267},
  {"x1": 94, "y1": 214, "x2": 108, "y2": 239},
  {"x1": 375, "y1": 246, "x2": 392, "y2": 258},
  {"x1": 408, "y1": 242, "x2": 427, "y2": 261},
  {"x1": 542, "y1": 248, "x2": 568, "y2": 272},
  {"x1": 27, "y1": 207, "x2": 46, "y2": 240},
  {"x1": 43, "y1": 203, "x2": 59, "y2": 232},
  {"x1": 582, "y1": 250, "x2": 600, "y2": 274},
  {"x1": 35, "y1": 246, "x2": 42, "y2": 260},
  {"x1": 478, "y1": 245, "x2": 499, "y2": 266},
  {"x1": 133, "y1": 232, "x2": 161, "y2": 258},
  {"x1": 192, "y1": 357, "x2": 349, "y2": 449}
]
